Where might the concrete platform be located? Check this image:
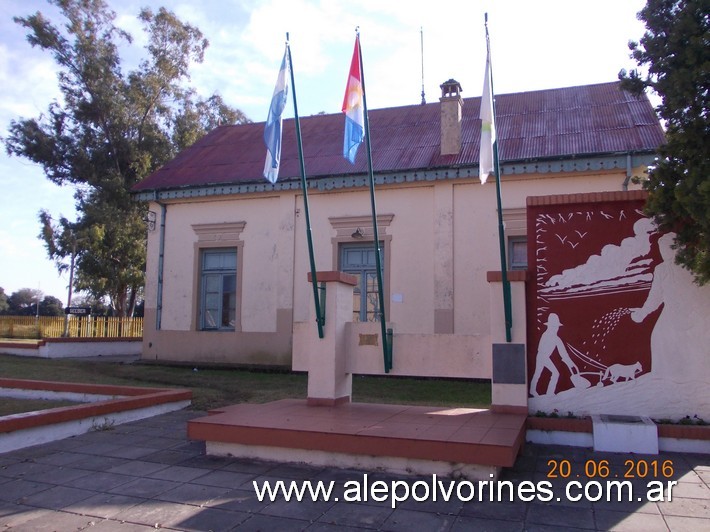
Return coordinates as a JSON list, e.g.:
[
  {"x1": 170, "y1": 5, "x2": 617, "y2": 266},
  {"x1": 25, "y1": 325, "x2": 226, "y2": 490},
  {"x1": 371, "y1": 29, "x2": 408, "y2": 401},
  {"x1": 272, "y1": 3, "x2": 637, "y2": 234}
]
[{"x1": 188, "y1": 399, "x2": 526, "y2": 479}]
